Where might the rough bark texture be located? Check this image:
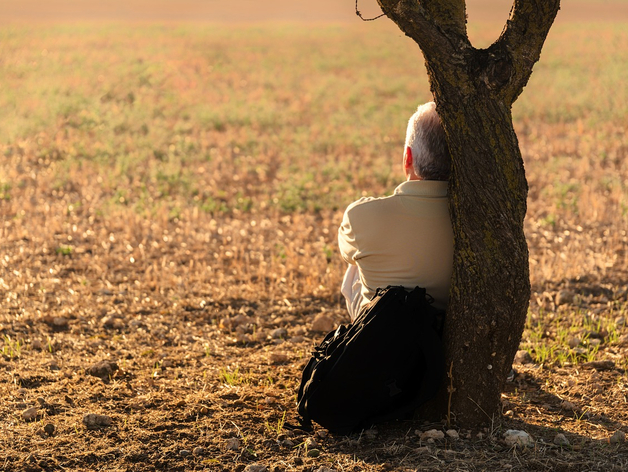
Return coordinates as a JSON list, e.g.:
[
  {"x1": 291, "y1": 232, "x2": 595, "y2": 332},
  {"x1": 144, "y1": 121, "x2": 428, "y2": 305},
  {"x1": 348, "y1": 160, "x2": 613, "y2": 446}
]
[{"x1": 375, "y1": 0, "x2": 560, "y2": 426}]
